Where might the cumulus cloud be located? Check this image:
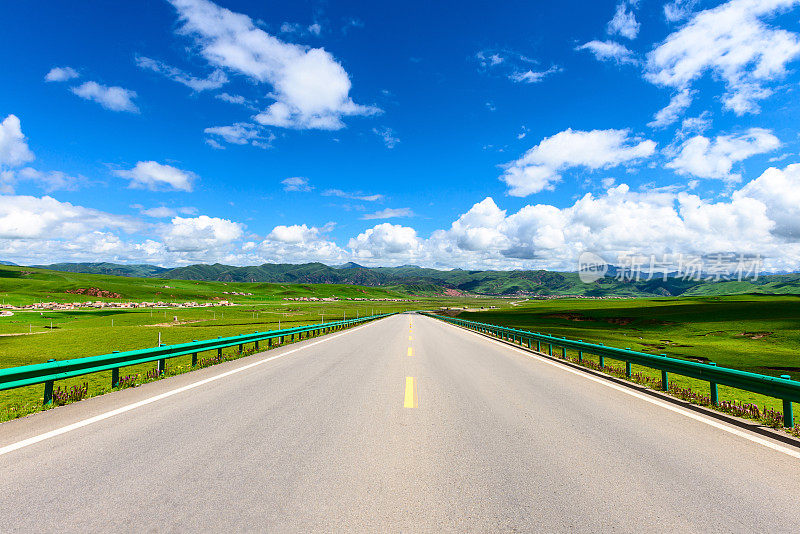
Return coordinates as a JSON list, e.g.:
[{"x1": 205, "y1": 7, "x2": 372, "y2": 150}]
[
  {"x1": 5, "y1": 161, "x2": 800, "y2": 270},
  {"x1": 167, "y1": 0, "x2": 380, "y2": 130},
  {"x1": 349, "y1": 223, "x2": 420, "y2": 258},
  {"x1": 0, "y1": 115, "x2": 34, "y2": 168},
  {"x1": 136, "y1": 55, "x2": 228, "y2": 91},
  {"x1": 500, "y1": 128, "x2": 656, "y2": 196},
  {"x1": 71, "y1": 81, "x2": 139, "y2": 112},
  {"x1": 607, "y1": 3, "x2": 640, "y2": 40},
  {"x1": 666, "y1": 128, "x2": 780, "y2": 181},
  {"x1": 266, "y1": 222, "x2": 332, "y2": 244},
  {"x1": 114, "y1": 161, "x2": 197, "y2": 191},
  {"x1": 161, "y1": 215, "x2": 243, "y2": 252},
  {"x1": 646, "y1": 0, "x2": 800, "y2": 115},
  {"x1": 0, "y1": 194, "x2": 137, "y2": 240},
  {"x1": 281, "y1": 176, "x2": 313, "y2": 192},
  {"x1": 44, "y1": 66, "x2": 79, "y2": 82},
  {"x1": 576, "y1": 40, "x2": 637, "y2": 65},
  {"x1": 362, "y1": 208, "x2": 414, "y2": 220}
]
